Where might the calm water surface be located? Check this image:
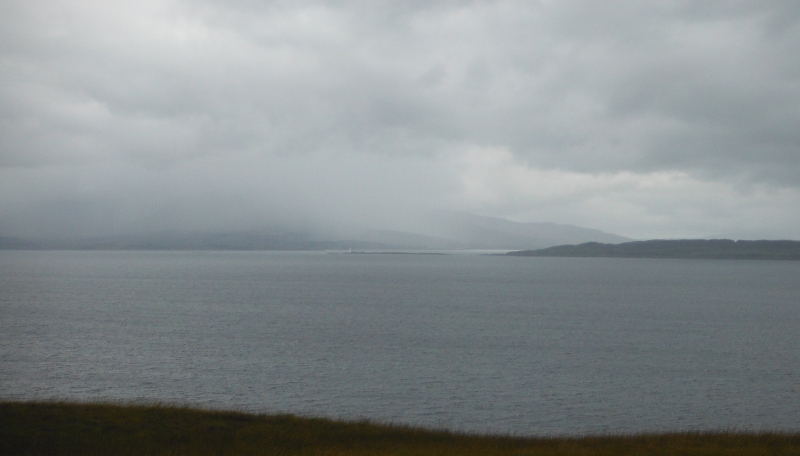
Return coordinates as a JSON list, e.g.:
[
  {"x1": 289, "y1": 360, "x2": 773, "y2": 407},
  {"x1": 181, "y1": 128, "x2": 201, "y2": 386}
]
[{"x1": 1, "y1": 250, "x2": 798, "y2": 435}]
